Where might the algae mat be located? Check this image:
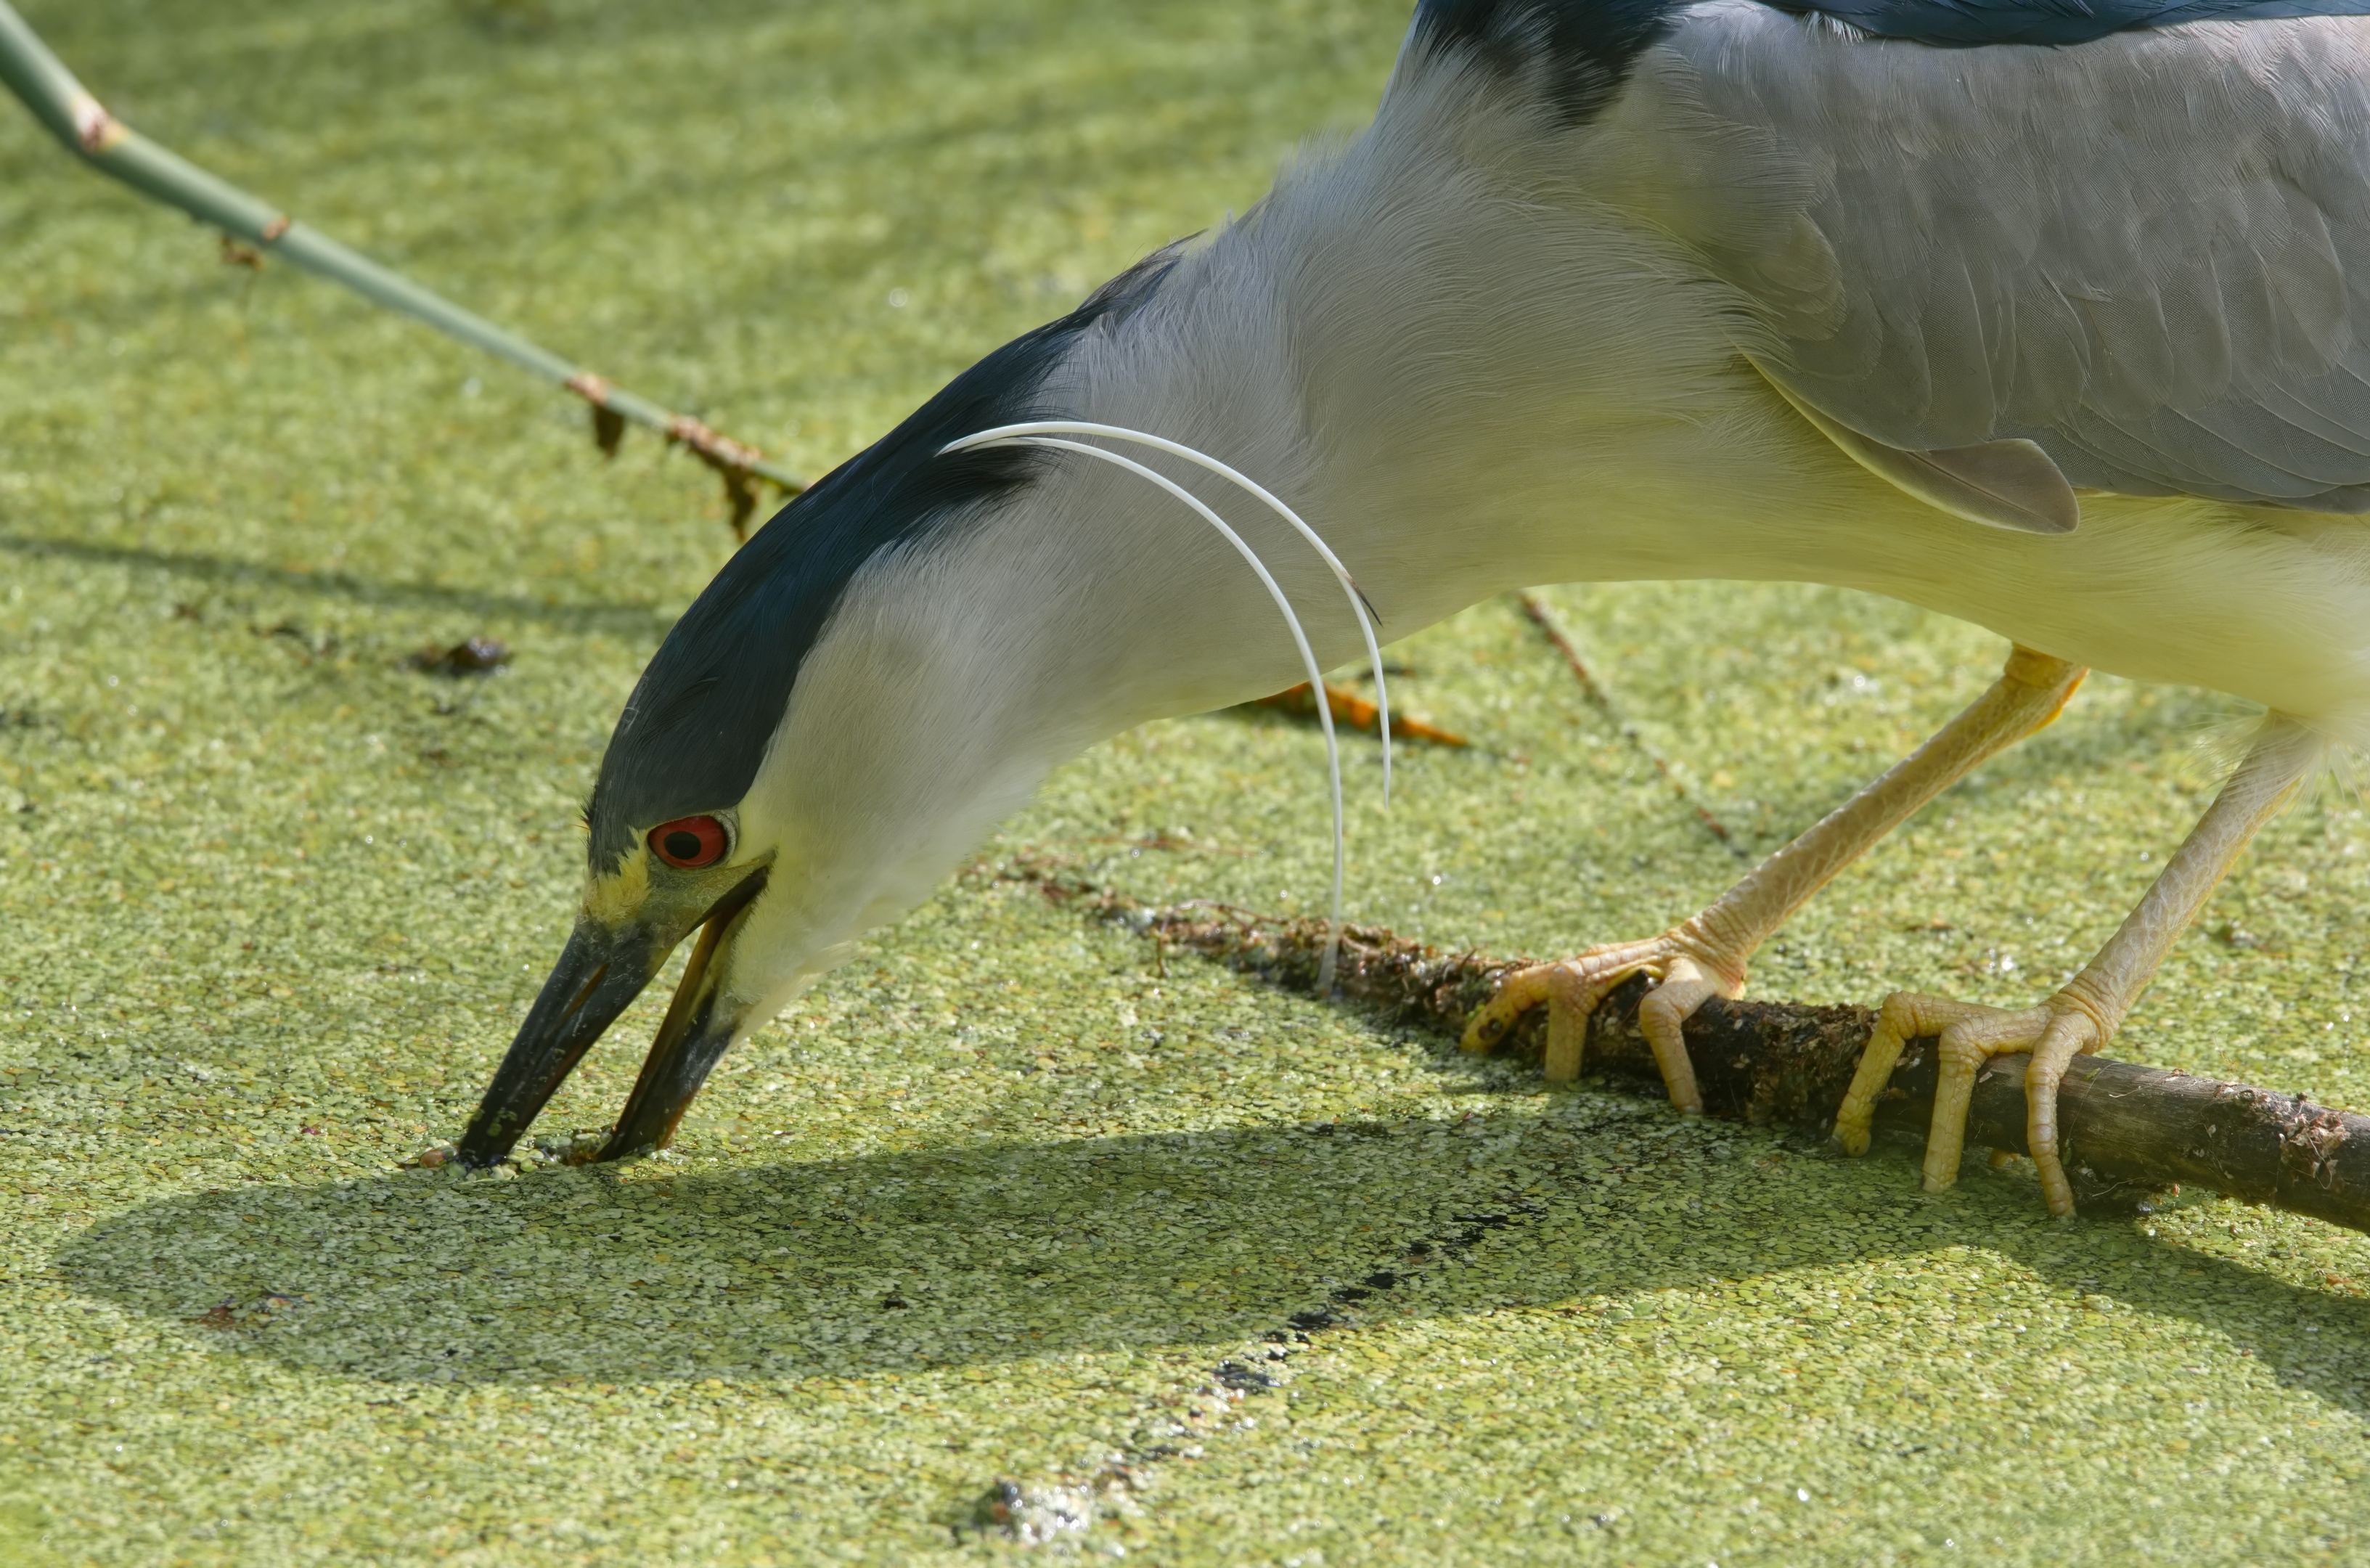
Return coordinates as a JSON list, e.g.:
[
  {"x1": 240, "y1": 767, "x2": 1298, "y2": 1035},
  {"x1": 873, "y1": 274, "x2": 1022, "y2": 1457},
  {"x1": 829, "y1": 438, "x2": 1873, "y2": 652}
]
[{"x1": 7, "y1": 1, "x2": 2370, "y2": 1562}]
